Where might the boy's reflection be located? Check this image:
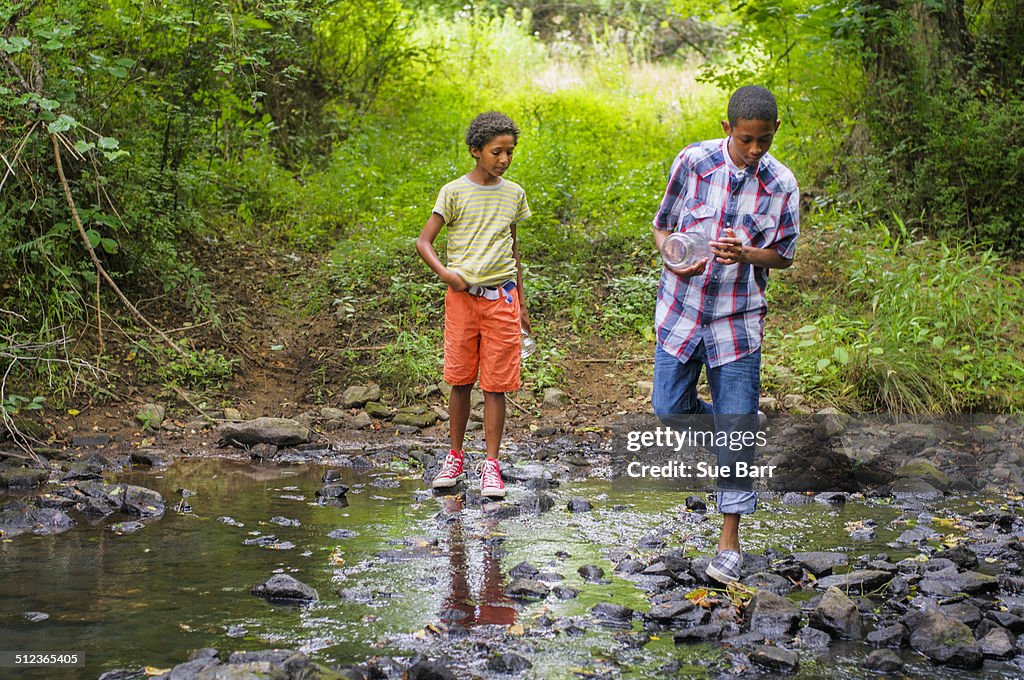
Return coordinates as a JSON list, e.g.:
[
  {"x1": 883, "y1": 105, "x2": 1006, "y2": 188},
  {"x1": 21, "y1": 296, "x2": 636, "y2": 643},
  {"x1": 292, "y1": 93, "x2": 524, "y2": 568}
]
[{"x1": 438, "y1": 495, "x2": 516, "y2": 626}]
